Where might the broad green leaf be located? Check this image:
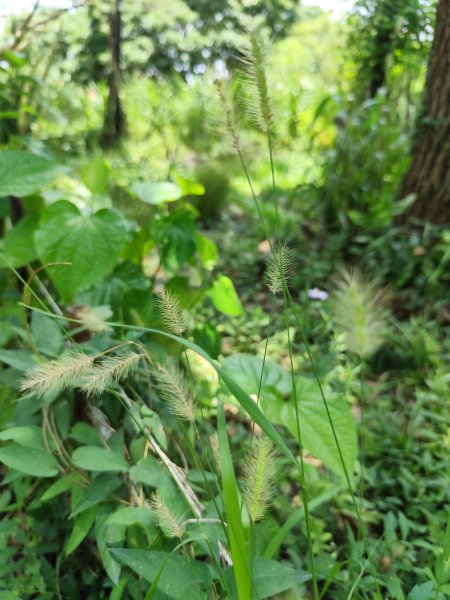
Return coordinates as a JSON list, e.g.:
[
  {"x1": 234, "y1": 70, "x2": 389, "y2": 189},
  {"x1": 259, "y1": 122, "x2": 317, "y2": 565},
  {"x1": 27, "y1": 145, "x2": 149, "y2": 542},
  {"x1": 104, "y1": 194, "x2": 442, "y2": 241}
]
[
  {"x1": 110, "y1": 548, "x2": 212, "y2": 599},
  {"x1": 129, "y1": 456, "x2": 163, "y2": 487},
  {"x1": 223, "y1": 558, "x2": 311, "y2": 599},
  {"x1": 209, "y1": 274, "x2": 242, "y2": 316},
  {"x1": 130, "y1": 181, "x2": 182, "y2": 204},
  {"x1": 217, "y1": 401, "x2": 252, "y2": 600},
  {"x1": 31, "y1": 312, "x2": 64, "y2": 357},
  {"x1": 0, "y1": 444, "x2": 58, "y2": 477},
  {"x1": 72, "y1": 446, "x2": 129, "y2": 472},
  {"x1": 69, "y1": 422, "x2": 103, "y2": 446},
  {"x1": 0, "y1": 349, "x2": 39, "y2": 371},
  {"x1": 71, "y1": 473, "x2": 122, "y2": 517},
  {"x1": 65, "y1": 505, "x2": 98, "y2": 556},
  {"x1": 2, "y1": 50, "x2": 27, "y2": 66},
  {"x1": 140, "y1": 408, "x2": 167, "y2": 450},
  {"x1": 262, "y1": 377, "x2": 357, "y2": 480},
  {"x1": 221, "y1": 353, "x2": 356, "y2": 479},
  {"x1": 407, "y1": 581, "x2": 435, "y2": 600},
  {"x1": 106, "y1": 506, "x2": 155, "y2": 530},
  {"x1": 35, "y1": 200, "x2": 127, "y2": 300},
  {"x1": 0, "y1": 151, "x2": 66, "y2": 197},
  {"x1": 223, "y1": 354, "x2": 292, "y2": 397},
  {"x1": 0, "y1": 425, "x2": 43, "y2": 448},
  {"x1": 174, "y1": 174, "x2": 205, "y2": 196},
  {"x1": 1, "y1": 215, "x2": 40, "y2": 267},
  {"x1": 78, "y1": 261, "x2": 149, "y2": 312},
  {"x1": 96, "y1": 513, "x2": 125, "y2": 584},
  {"x1": 41, "y1": 473, "x2": 85, "y2": 502},
  {"x1": 81, "y1": 155, "x2": 110, "y2": 195},
  {"x1": 195, "y1": 233, "x2": 218, "y2": 270},
  {"x1": 160, "y1": 215, "x2": 196, "y2": 271}
]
